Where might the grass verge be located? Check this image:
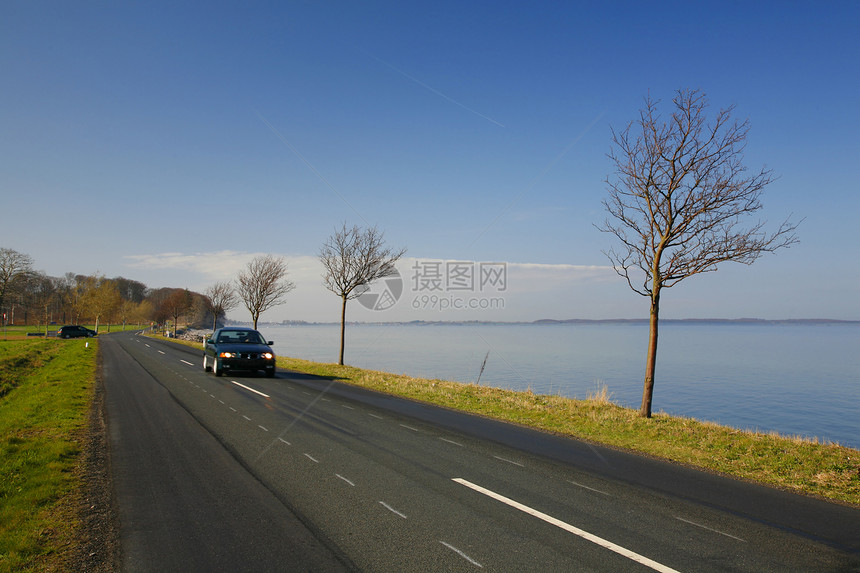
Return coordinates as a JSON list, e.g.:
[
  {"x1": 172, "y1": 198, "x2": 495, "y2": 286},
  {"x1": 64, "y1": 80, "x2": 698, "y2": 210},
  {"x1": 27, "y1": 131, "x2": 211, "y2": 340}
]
[
  {"x1": 0, "y1": 338, "x2": 98, "y2": 573},
  {"x1": 150, "y1": 333, "x2": 860, "y2": 506}
]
